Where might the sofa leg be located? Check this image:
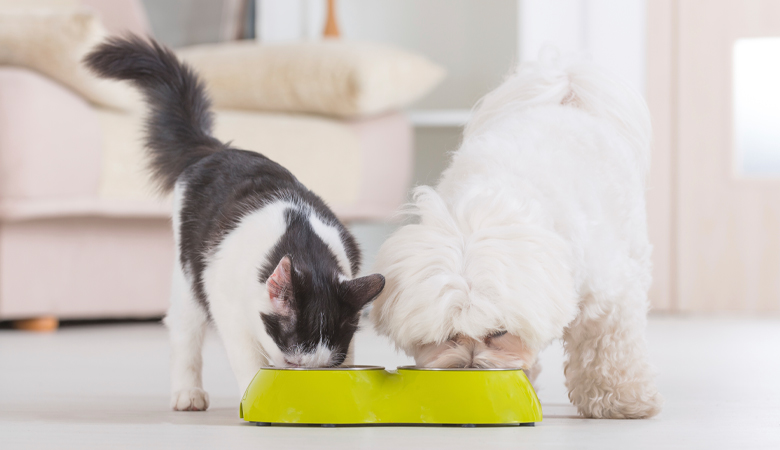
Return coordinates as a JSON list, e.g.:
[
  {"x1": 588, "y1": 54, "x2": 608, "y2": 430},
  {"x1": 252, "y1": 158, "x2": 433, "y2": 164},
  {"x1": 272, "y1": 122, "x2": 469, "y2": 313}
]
[{"x1": 13, "y1": 316, "x2": 59, "y2": 332}]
